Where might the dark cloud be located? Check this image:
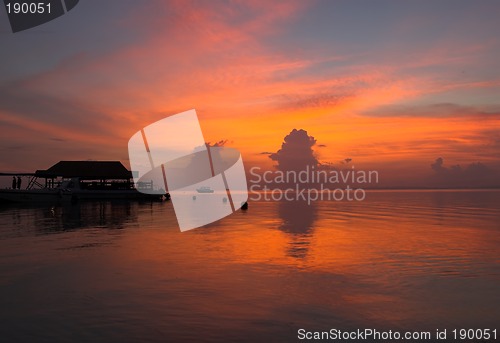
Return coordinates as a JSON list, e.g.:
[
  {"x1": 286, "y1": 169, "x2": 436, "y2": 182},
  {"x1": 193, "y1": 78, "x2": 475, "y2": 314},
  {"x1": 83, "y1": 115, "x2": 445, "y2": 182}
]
[
  {"x1": 430, "y1": 157, "x2": 500, "y2": 188},
  {"x1": 259, "y1": 151, "x2": 273, "y2": 155},
  {"x1": 431, "y1": 157, "x2": 445, "y2": 172},
  {"x1": 276, "y1": 93, "x2": 352, "y2": 110},
  {"x1": 362, "y1": 103, "x2": 500, "y2": 118},
  {"x1": 206, "y1": 140, "x2": 228, "y2": 147},
  {"x1": 1, "y1": 145, "x2": 29, "y2": 151},
  {"x1": 270, "y1": 129, "x2": 318, "y2": 171},
  {"x1": 317, "y1": 144, "x2": 327, "y2": 148},
  {"x1": 352, "y1": 134, "x2": 500, "y2": 163}
]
